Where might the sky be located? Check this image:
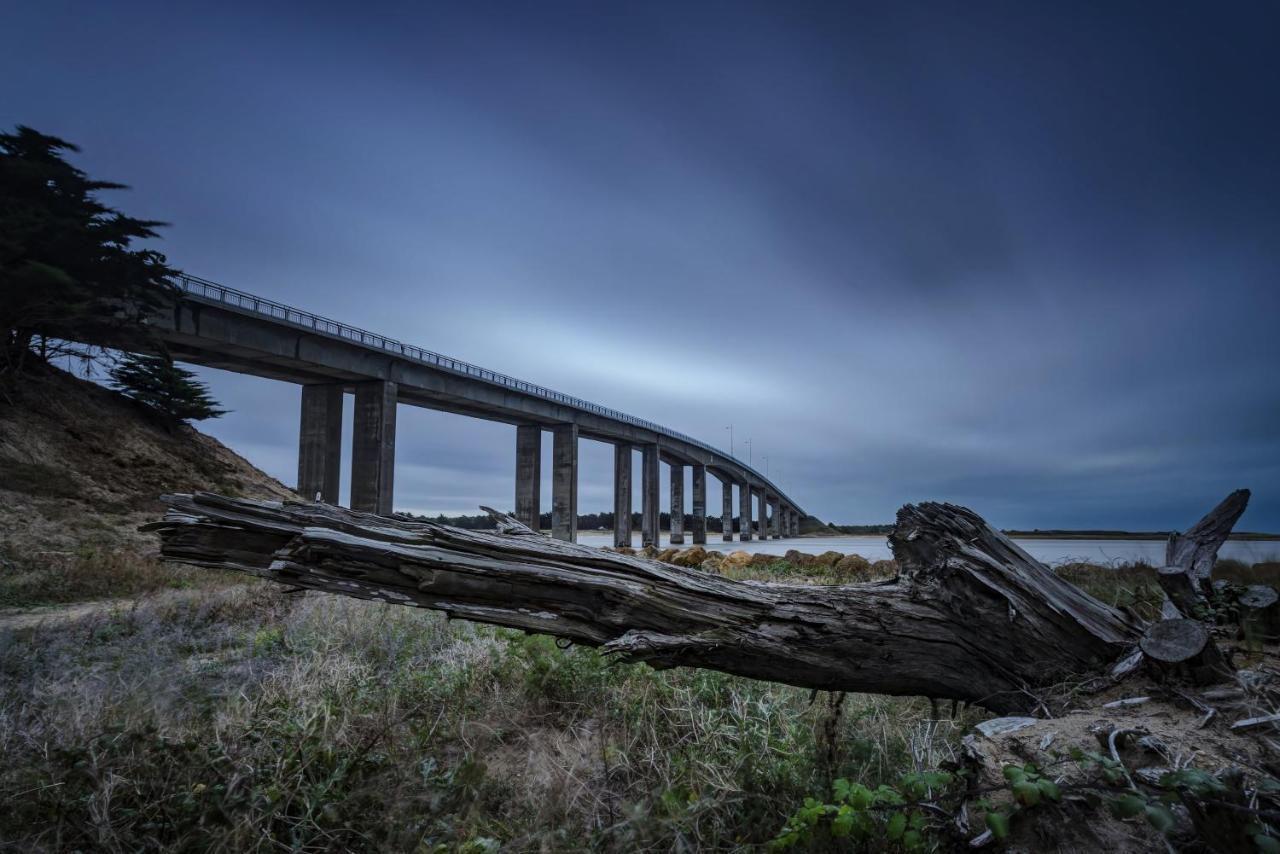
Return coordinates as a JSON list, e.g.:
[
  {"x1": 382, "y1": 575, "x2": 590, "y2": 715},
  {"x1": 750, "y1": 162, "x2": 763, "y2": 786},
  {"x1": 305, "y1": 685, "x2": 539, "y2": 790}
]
[{"x1": 4, "y1": 1, "x2": 1279, "y2": 530}]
